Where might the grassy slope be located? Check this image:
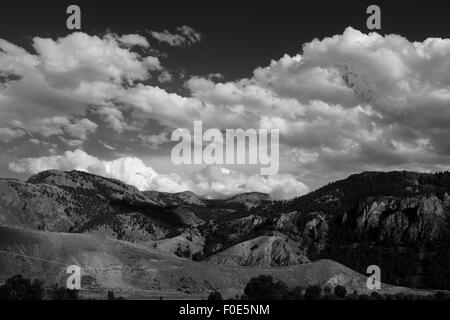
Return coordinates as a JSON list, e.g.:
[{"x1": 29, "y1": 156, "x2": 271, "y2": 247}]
[{"x1": 0, "y1": 226, "x2": 435, "y2": 299}]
